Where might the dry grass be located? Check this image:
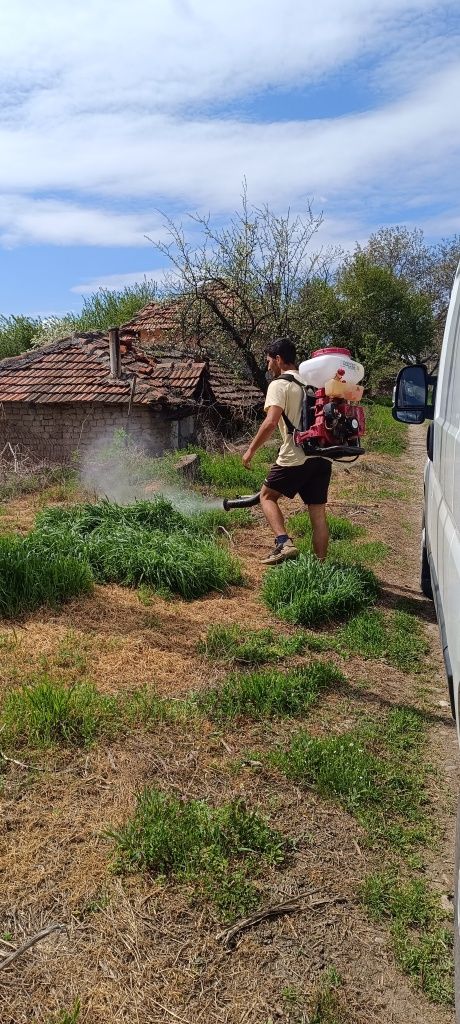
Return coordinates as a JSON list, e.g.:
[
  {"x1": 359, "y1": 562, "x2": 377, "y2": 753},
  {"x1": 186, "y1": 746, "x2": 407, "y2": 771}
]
[{"x1": 0, "y1": 438, "x2": 457, "y2": 1024}]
